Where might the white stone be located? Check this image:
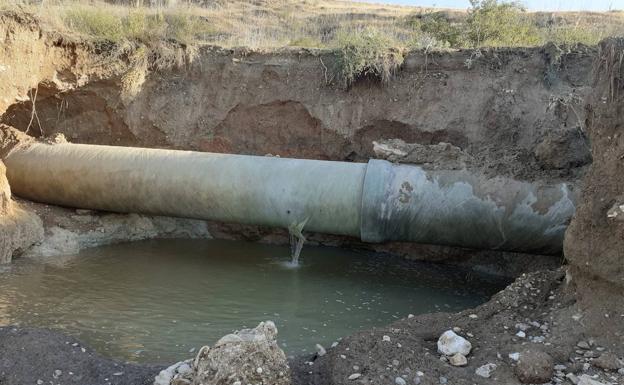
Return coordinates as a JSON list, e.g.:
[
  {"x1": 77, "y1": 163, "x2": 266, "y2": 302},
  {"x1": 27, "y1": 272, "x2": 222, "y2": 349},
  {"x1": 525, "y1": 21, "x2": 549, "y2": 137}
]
[
  {"x1": 475, "y1": 363, "x2": 497, "y2": 378},
  {"x1": 315, "y1": 344, "x2": 326, "y2": 357},
  {"x1": 449, "y1": 353, "x2": 467, "y2": 367},
  {"x1": 437, "y1": 330, "x2": 472, "y2": 356},
  {"x1": 348, "y1": 373, "x2": 361, "y2": 380},
  {"x1": 383, "y1": 335, "x2": 391, "y2": 342},
  {"x1": 516, "y1": 331, "x2": 526, "y2": 338}
]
